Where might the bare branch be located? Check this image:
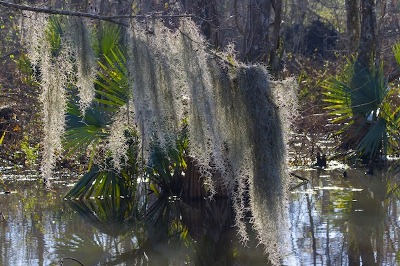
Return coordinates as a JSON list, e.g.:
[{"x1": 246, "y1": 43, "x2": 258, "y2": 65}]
[
  {"x1": 0, "y1": 1, "x2": 194, "y2": 27},
  {"x1": 0, "y1": 1, "x2": 127, "y2": 25}
]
